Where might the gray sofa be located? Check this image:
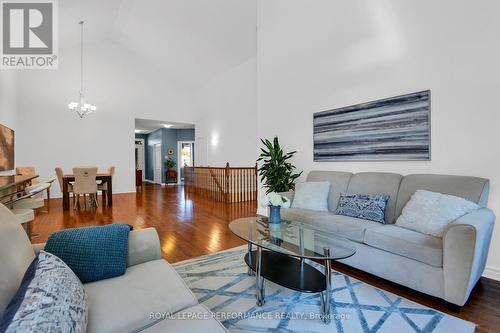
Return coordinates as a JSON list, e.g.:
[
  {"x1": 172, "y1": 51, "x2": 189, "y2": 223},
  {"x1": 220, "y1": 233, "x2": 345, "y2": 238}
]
[
  {"x1": 0, "y1": 204, "x2": 227, "y2": 333},
  {"x1": 280, "y1": 171, "x2": 495, "y2": 307}
]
